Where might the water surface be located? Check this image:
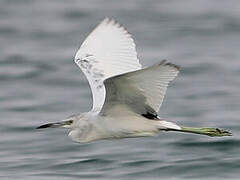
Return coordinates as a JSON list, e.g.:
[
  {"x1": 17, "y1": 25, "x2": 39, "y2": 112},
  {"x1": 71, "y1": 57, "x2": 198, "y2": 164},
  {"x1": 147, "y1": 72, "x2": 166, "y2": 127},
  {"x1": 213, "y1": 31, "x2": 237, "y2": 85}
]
[{"x1": 1, "y1": 0, "x2": 240, "y2": 179}]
